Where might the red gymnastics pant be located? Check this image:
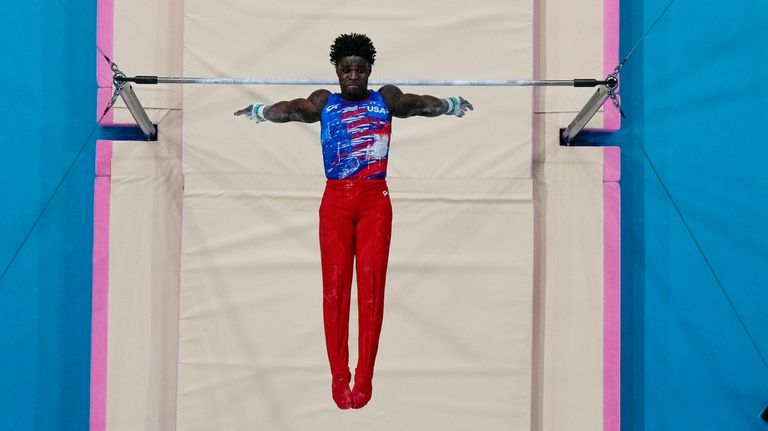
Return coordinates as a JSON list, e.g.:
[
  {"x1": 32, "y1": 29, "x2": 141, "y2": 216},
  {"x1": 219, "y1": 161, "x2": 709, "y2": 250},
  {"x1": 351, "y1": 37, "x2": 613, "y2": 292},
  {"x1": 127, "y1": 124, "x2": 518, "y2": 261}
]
[{"x1": 319, "y1": 179, "x2": 392, "y2": 382}]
